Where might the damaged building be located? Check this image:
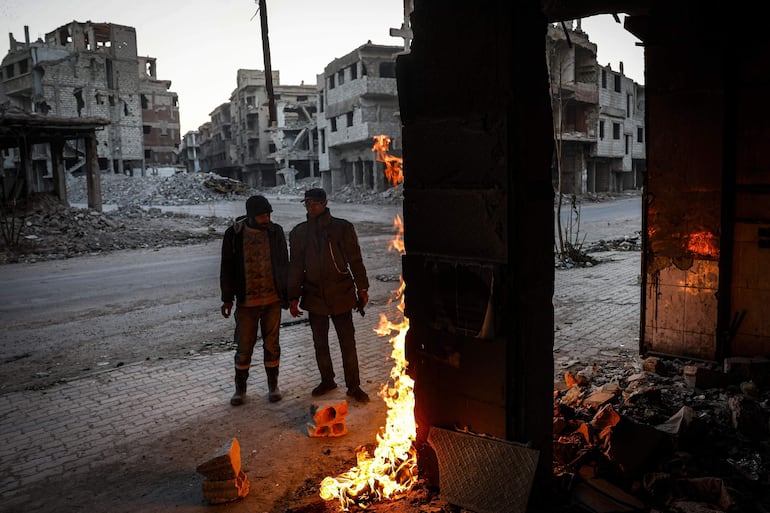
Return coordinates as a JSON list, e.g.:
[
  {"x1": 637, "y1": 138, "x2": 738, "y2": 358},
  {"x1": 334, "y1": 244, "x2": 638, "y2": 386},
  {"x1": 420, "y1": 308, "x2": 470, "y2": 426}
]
[
  {"x1": 547, "y1": 20, "x2": 645, "y2": 194},
  {"x1": 316, "y1": 42, "x2": 404, "y2": 193},
  {"x1": 198, "y1": 69, "x2": 317, "y2": 188},
  {"x1": 0, "y1": 21, "x2": 180, "y2": 181}
]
